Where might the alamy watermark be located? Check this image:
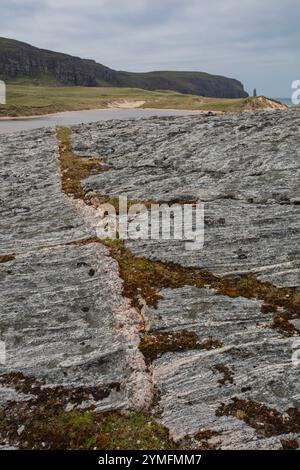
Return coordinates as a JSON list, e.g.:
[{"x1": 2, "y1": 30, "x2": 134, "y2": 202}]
[
  {"x1": 93, "y1": 196, "x2": 204, "y2": 251},
  {"x1": 291, "y1": 80, "x2": 300, "y2": 105},
  {"x1": 0, "y1": 80, "x2": 6, "y2": 105}
]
